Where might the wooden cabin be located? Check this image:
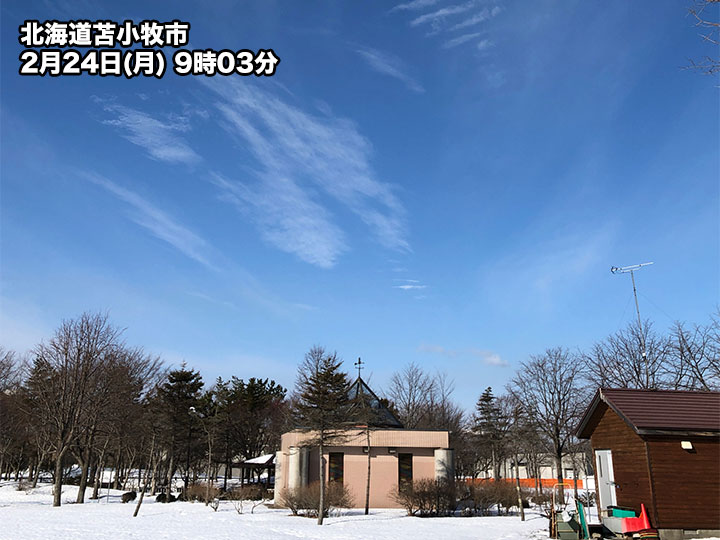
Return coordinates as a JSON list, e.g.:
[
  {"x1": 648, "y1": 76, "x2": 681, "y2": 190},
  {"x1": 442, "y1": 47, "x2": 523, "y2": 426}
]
[{"x1": 576, "y1": 388, "x2": 720, "y2": 539}]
